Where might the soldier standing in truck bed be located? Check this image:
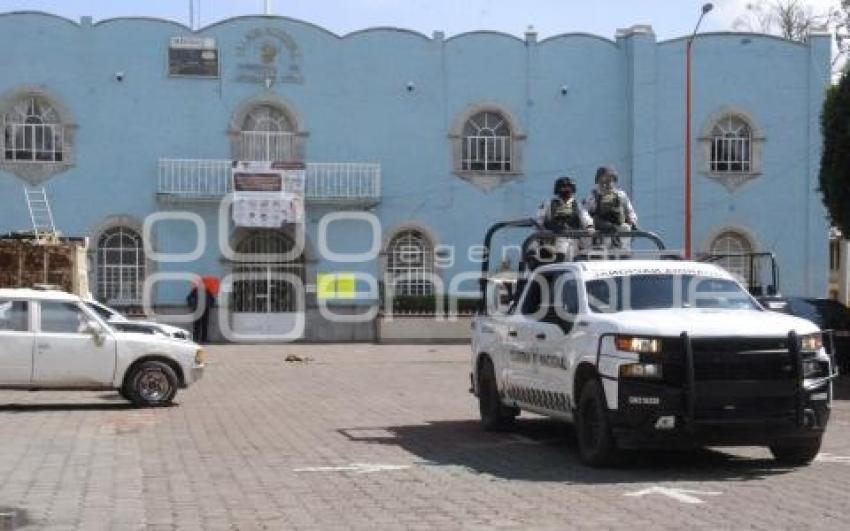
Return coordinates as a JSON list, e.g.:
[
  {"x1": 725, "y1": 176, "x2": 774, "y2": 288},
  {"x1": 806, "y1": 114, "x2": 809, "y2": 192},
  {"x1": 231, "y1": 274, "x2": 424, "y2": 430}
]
[
  {"x1": 532, "y1": 176, "x2": 593, "y2": 264},
  {"x1": 585, "y1": 166, "x2": 637, "y2": 233}
]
